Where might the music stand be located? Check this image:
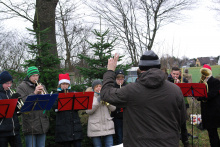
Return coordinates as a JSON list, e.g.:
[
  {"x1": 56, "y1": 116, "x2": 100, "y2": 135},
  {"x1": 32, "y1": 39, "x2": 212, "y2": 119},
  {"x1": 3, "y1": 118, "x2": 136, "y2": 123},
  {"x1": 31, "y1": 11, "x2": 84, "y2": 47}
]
[
  {"x1": 176, "y1": 83, "x2": 207, "y2": 147},
  {"x1": 0, "y1": 99, "x2": 18, "y2": 118},
  {"x1": 58, "y1": 92, "x2": 94, "y2": 111},
  {"x1": 20, "y1": 94, "x2": 58, "y2": 113}
]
